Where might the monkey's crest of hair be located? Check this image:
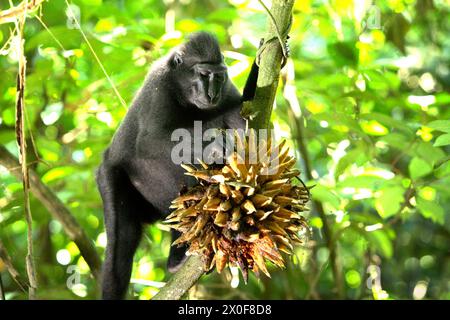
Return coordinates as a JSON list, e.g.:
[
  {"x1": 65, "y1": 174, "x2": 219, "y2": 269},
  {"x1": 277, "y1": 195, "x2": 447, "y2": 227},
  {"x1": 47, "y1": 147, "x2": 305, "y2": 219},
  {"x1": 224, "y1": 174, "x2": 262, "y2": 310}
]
[
  {"x1": 180, "y1": 32, "x2": 223, "y2": 64},
  {"x1": 146, "y1": 32, "x2": 223, "y2": 80}
]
